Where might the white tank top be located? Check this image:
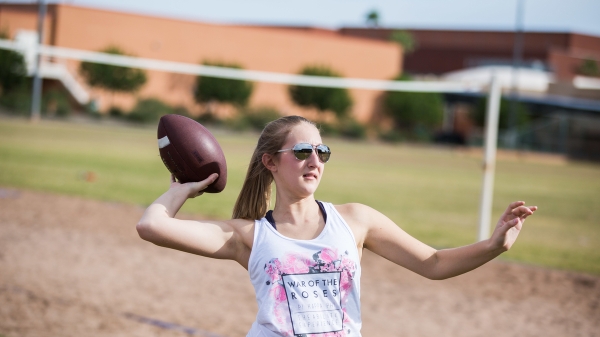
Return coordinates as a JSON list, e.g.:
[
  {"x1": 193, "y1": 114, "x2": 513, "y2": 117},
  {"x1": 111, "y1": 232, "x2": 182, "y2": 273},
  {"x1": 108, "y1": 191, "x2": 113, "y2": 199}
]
[{"x1": 247, "y1": 202, "x2": 362, "y2": 337}]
